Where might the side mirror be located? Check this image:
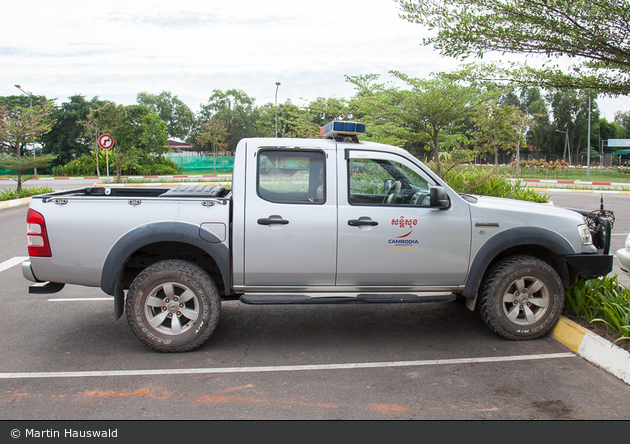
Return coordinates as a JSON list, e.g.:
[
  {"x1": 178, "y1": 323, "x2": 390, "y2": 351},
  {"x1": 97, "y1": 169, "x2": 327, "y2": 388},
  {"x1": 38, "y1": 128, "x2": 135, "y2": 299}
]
[
  {"x1": 430, "y1": 186, "x2": 450, "y2": 209},
  {"x1": 383, "y1": 179, "x2": 394, "y2": 192}
]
